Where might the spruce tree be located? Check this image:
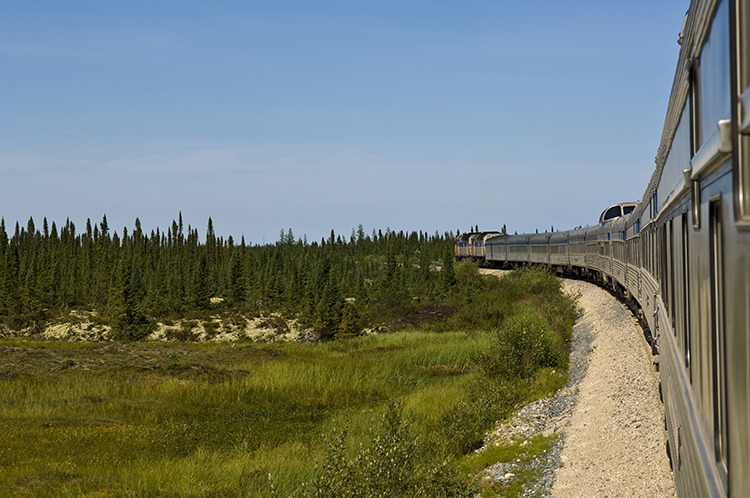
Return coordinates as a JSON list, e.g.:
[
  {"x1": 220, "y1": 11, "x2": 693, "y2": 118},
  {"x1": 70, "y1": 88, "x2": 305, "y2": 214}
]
[
  {"x1": 228, "y1": 247, "x2": 245, "y2": 305},
  {"x1": 2, "y1": 244, "x2": 21, "y2": 327},
  {"x1": 189, "y1": 253, "x2": 211, "y2": 311},
  {"x1": 110, "y1": 251, "x2": 152, "y2": 341},
  {"x1": 313, "y1": 274, "x2": 344, "y2": 340},
  {"x1": 440, "y1": 248, "x2": 456, "y2": 291}
]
